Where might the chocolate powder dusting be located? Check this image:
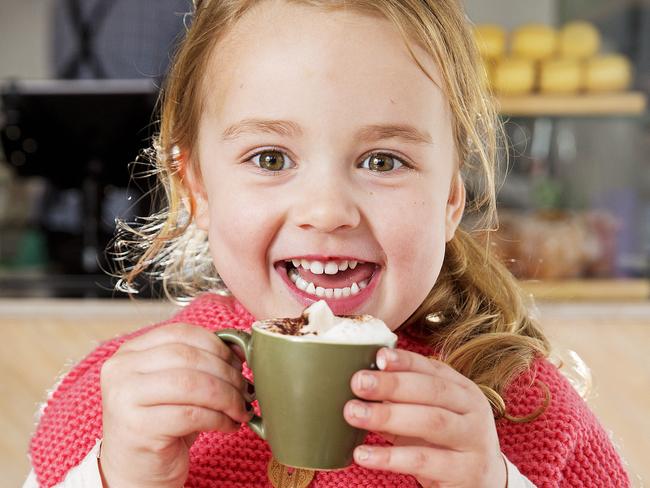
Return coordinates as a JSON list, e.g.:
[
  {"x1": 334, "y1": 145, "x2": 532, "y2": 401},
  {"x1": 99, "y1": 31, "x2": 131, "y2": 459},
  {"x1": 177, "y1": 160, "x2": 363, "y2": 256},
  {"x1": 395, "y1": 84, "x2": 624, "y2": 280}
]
[
  {"x1": 257, "y1": 310, "x2": 370, "y2": 336},
  {"x1": 341, "y1": 314, "x2": 365, "y2": 321},
  {"x1": 259, "y1": 315, "x2": 309, "y2": 336}
]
